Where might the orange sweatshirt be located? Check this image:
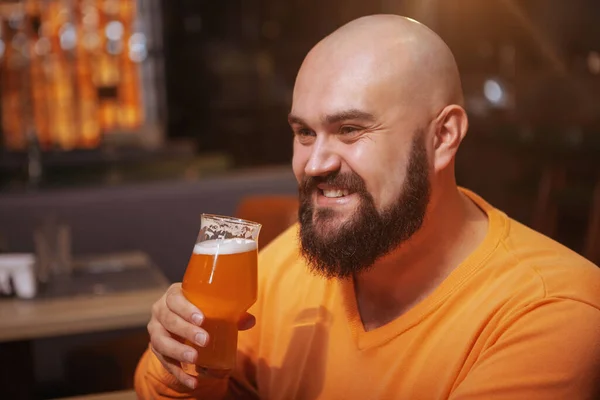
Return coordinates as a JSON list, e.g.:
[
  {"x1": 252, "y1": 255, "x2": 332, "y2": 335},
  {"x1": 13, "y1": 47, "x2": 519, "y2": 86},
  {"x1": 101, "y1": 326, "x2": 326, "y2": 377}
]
[{"x1": 135, "y1": 190, "x2": 600, "y2": 399}]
